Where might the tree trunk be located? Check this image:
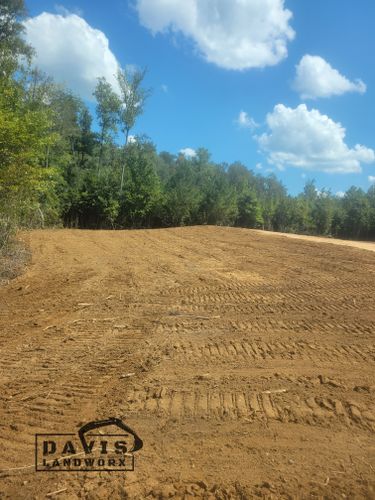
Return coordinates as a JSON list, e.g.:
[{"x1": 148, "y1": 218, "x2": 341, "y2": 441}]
[
  {"x1": 98, "y1": 127, "x2": 105, "y2": 174},
  {"x1": 120, "y1": 128, "x2": 130, "y2": 192}
]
